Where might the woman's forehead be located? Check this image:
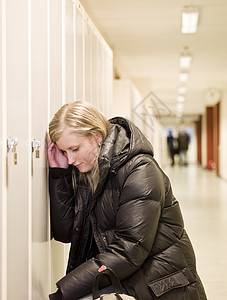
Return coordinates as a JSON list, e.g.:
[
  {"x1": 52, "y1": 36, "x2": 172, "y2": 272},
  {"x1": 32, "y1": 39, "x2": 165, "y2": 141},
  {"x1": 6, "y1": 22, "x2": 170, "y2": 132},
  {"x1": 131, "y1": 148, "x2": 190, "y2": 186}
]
[{"x1": 56, "y1": 130, "x2": 94, "y2": 149}]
